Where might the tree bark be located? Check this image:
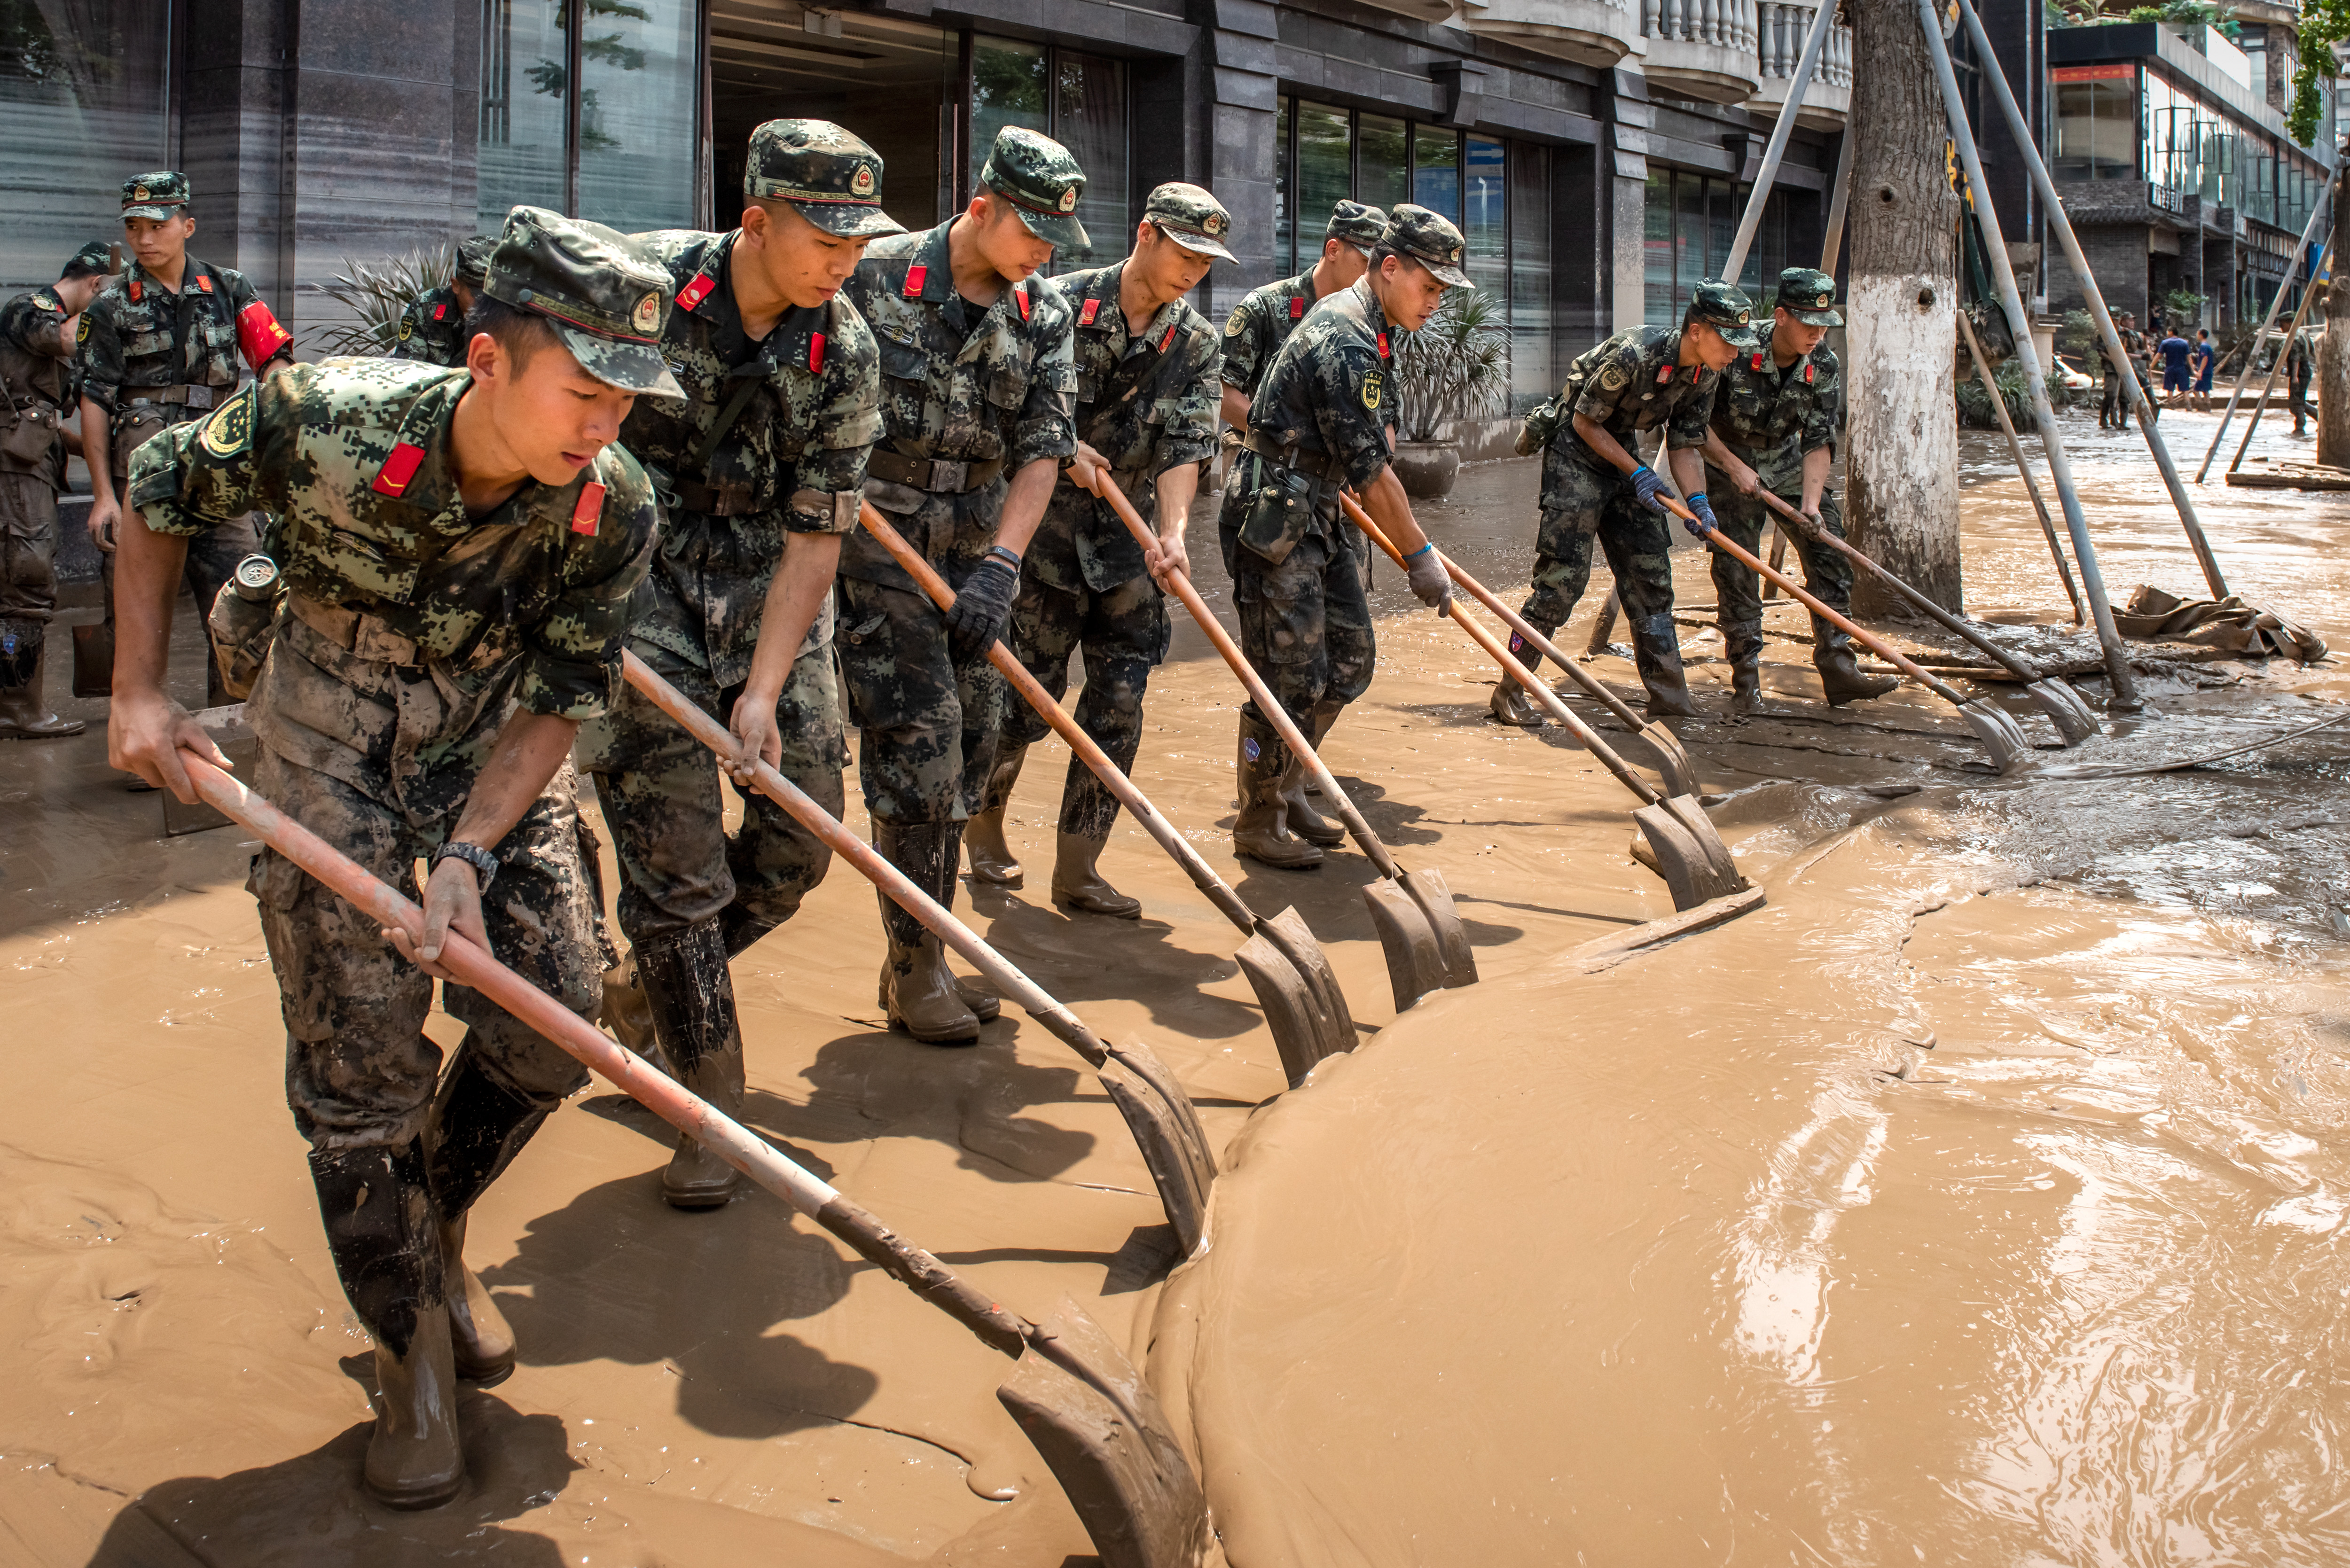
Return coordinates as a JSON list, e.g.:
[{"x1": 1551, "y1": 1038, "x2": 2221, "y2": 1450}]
[
  {"x1": 1845, "y1": 0, "x2": 1963, "y2": 616},
  {"x1": 2318, "y1": 160, "x2": 2350, "y2": 468}
]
